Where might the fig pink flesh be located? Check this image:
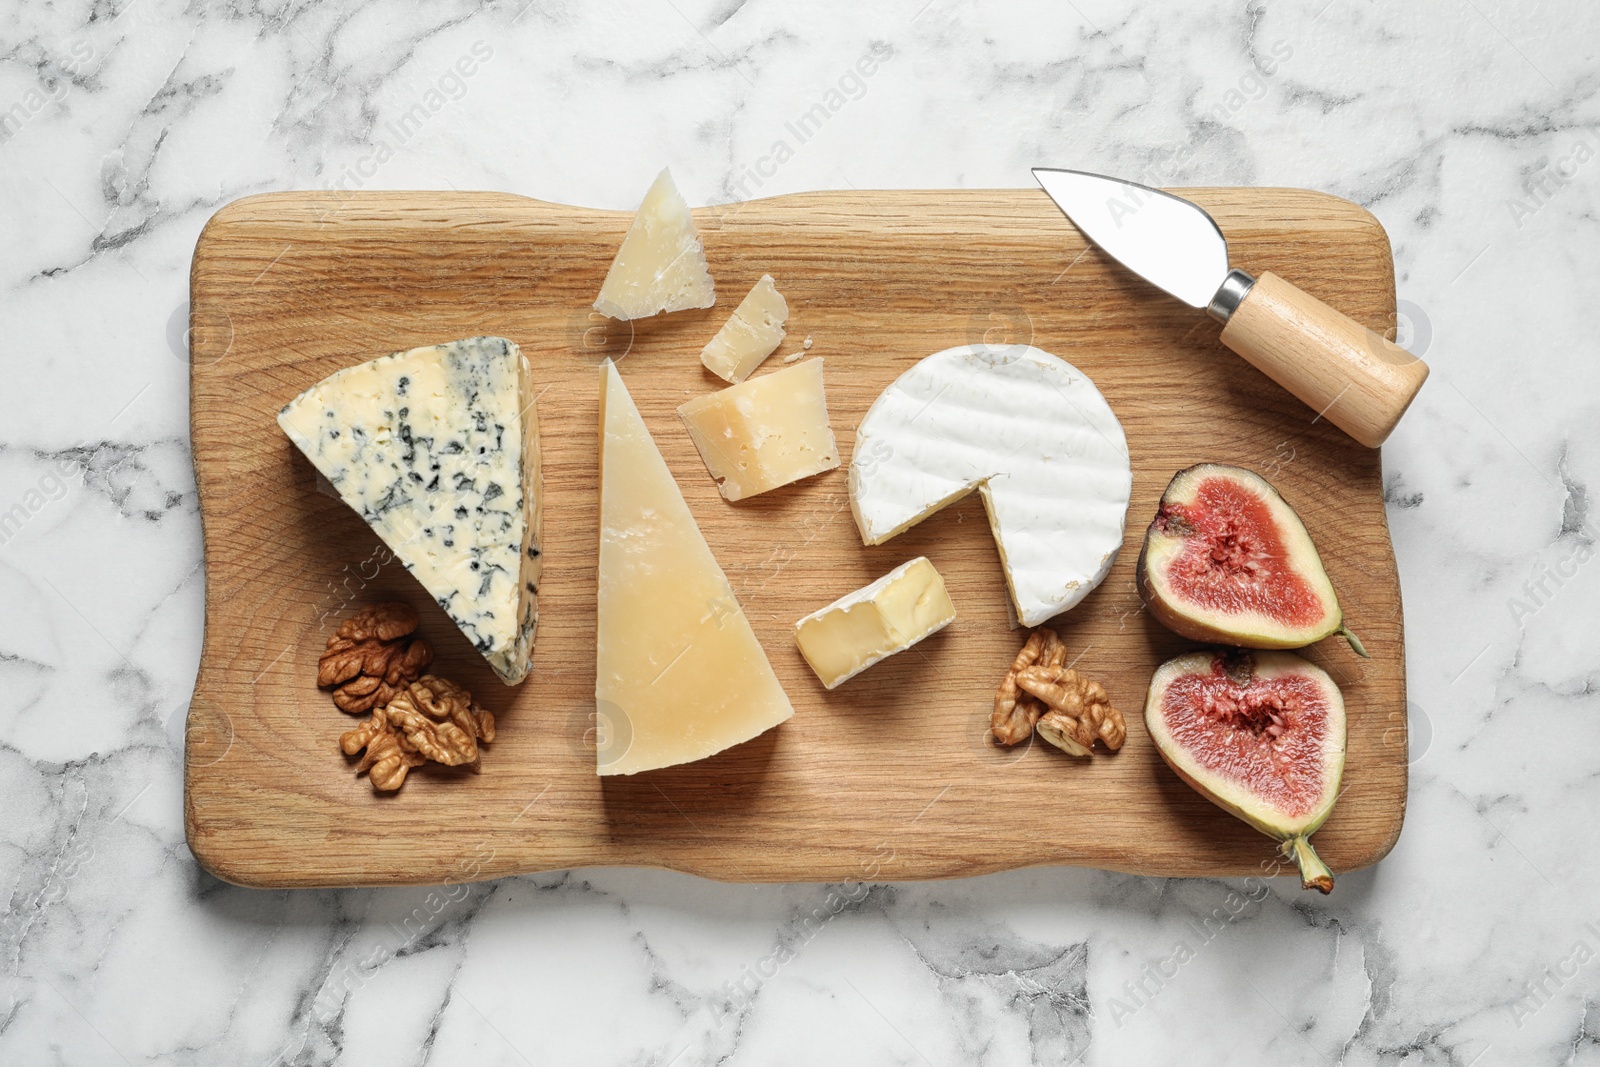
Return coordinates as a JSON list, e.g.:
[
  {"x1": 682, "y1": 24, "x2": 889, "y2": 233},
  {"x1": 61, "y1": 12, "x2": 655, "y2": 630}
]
[
  {"x1": 1158, "y1": 475, "x2": 1323, "y2": 627},
  {"x1": 1158, "y1": 661, "x2": 1333, "y2": 819}
]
